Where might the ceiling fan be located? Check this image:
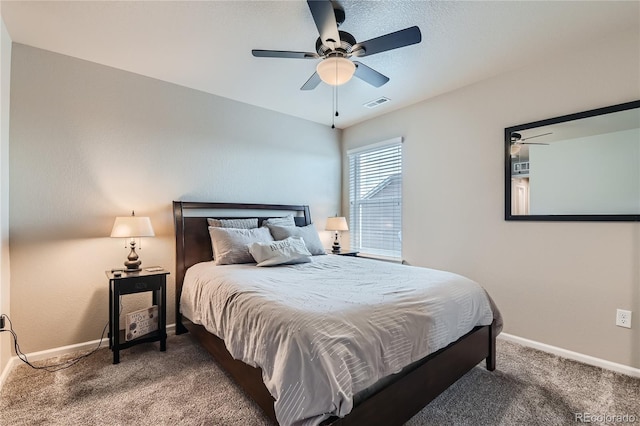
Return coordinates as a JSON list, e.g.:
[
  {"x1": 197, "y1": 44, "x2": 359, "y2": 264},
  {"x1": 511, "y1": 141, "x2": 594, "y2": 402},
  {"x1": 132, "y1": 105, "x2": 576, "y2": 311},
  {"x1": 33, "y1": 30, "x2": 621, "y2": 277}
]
[
  {"x1": 510, "y1": 132, "x2": 552, "y2": 155},
  {"x1": 251, "y1": 0, "x2": 422, "y2": 90}
]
